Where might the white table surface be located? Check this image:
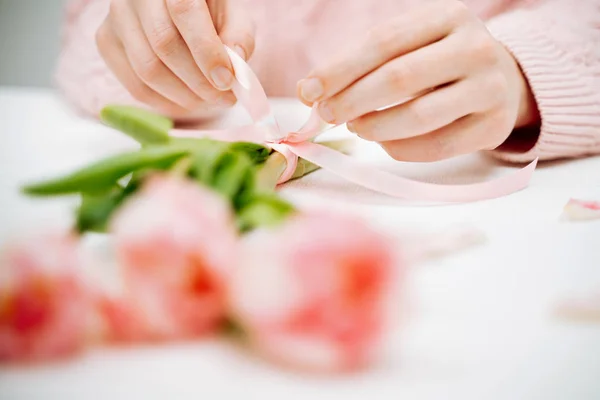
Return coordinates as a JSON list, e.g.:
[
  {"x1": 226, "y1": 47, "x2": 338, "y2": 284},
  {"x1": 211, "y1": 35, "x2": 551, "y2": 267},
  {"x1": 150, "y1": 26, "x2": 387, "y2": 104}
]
[{"x1": 1, "y1": 87, "x2": 599, "y2": 400}]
